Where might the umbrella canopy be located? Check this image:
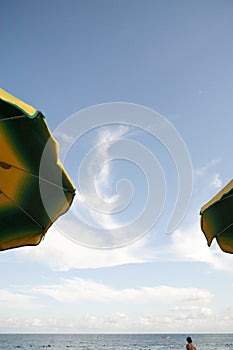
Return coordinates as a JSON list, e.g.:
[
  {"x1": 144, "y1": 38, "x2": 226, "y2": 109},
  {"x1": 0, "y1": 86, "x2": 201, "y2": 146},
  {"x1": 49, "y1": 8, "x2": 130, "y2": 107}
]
[
  {"x1": 0, "y1": 88, "x2": 75, "y2": 251},
  {"x1": 200, "y1": 179, "x2": 233, "y2": 253}
]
